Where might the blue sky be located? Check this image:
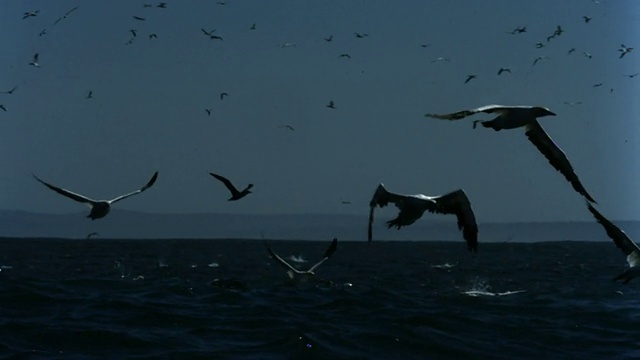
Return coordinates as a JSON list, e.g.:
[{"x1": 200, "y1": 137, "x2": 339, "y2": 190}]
[{"x1": 1, "y1": 0, "x2": 638, "y2": 223}]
